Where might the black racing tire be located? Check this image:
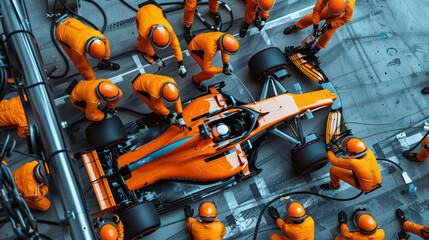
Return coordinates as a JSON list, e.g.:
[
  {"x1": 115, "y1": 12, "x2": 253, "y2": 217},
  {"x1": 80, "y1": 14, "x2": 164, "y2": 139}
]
[
  {"x1": 291, "y1": 137, "x2": 328, "y2": 175},
  {"x1": 248, "y1": 47, "x2": 289, "y2": 81},
  {"x1": 119, "y1": 201, "x2": 161, "y2": 240},
  {"x1": 85, "y1": 116, "x2": 127, "y2": 149}
]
